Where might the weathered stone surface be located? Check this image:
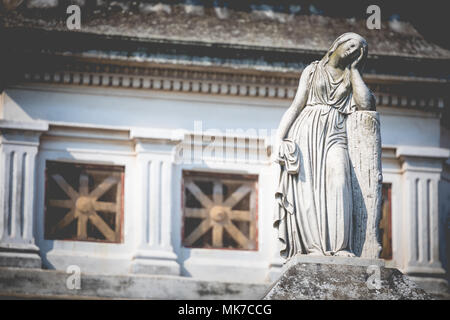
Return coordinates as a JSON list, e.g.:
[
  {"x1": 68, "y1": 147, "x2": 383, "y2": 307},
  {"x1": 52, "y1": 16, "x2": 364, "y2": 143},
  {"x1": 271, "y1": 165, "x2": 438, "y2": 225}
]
[
  {"x1": 0, "y1": 267, "x2": 268, "y2": 300},
  {"x1": 0, "y1": 251, "x2": 41, "y2": 268},
  {"x1": 263, "y1": 255, "x2": 432, "y2": 300},
  {"x1": 347, "y1": 111, "x2": 383, "y2": 258}
]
